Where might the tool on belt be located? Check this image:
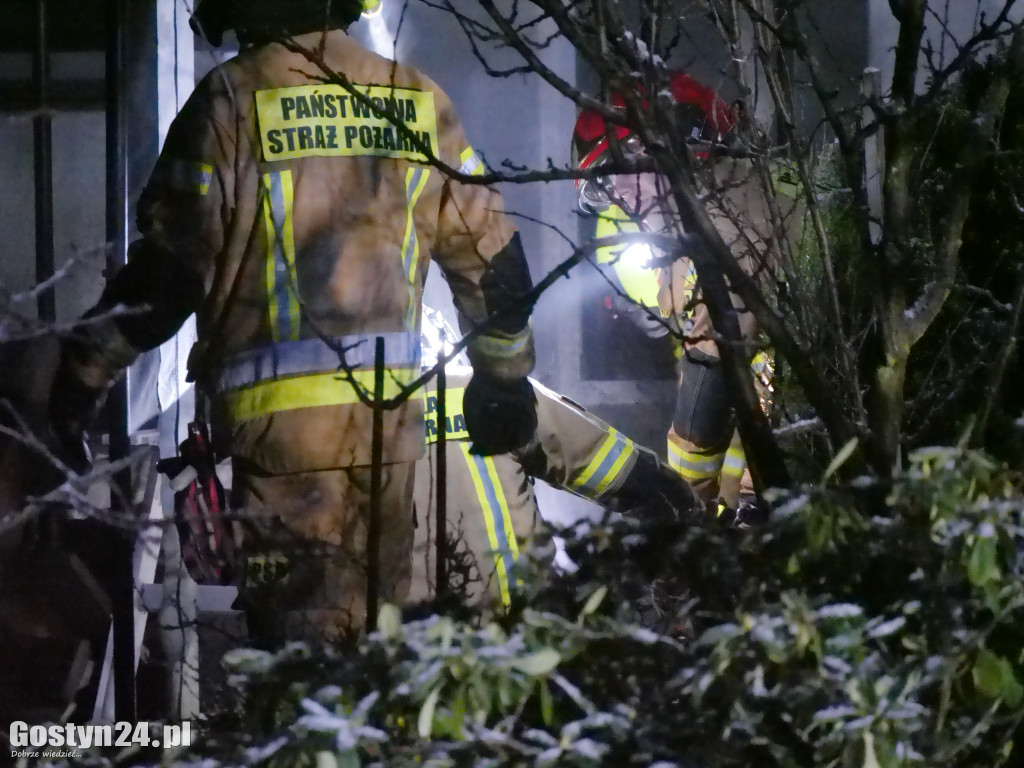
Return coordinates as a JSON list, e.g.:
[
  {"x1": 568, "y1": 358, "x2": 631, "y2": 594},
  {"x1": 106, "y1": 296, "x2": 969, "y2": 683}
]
[{"x1": 157, "y1": 422, "x2": 236, "y2": 584}]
